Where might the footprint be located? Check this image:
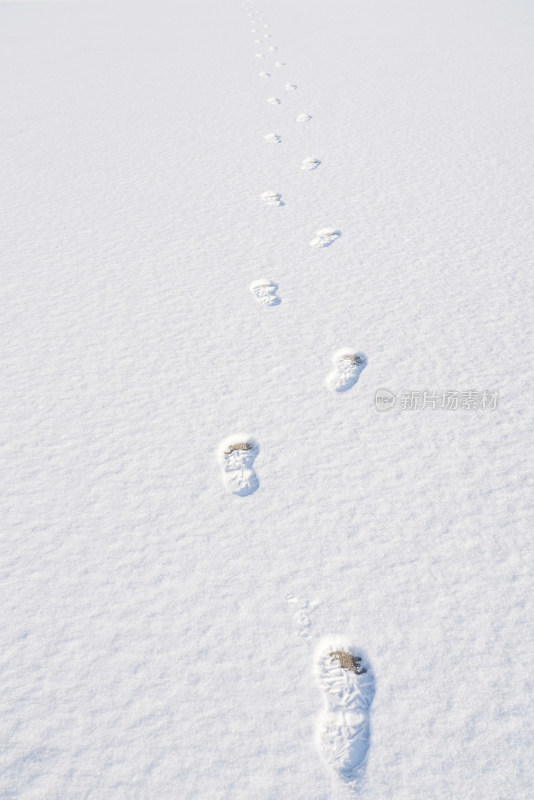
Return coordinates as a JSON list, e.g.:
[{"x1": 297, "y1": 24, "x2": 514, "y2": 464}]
[
  {"x1": 254, "y1": 39, "x2": 262, "y2": 44},
  {"x1": 274, "y1": 62, "x2": 286, "y2": 68},
  {"x1": 264, "y1": 133, "x2": 281, "y2": 144},
  {"x1": 326, "y1": 350, "x2": 367, "y2": 392},
  {"x1": 310, "y1": 228, "x2": 341, "y2": 248},
  {"x1": 315, "y1": 638, "x2": 375, "y2": 784},
  {"x1": 259, "y1": 72, "x2": 272, "y2": 78},
  {"x1": 296, "y1": 113, "x2": 312, "y2": 123},
  {"x1": 250, "y1": 278, "x2": 281, "y2": 306},
  {"x1": 267, "y1": 96, "x2": 281, "y2": 104},
  {"x1": 286, "y1": 595, "x2": 321, "y2": 639},
  {"x1": 218, "y1": 436, "x2": 260, "y2": 497},
  {"x1": 261, "y1": 190, "x2": 284, "y2": 207},
  {"x1": 268, "y1": 45, "x2": 278, "y2": 52},
  {"x1": 264, "y1": 32, "x2": 272, "y2": 38},
  {"x1": 301, "y1": 156, "x2": 321, "y2": 171},
  {"x1": 255, "y1": 53, "x2": 265, "y2": 58},
  {"x1": 284, "y1": 83, "x2": 297, "y2": 91},
  {"x1": 297, "y1": 611, "x2": 312, "y2": 638}
]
